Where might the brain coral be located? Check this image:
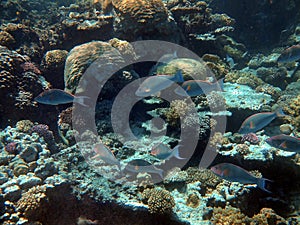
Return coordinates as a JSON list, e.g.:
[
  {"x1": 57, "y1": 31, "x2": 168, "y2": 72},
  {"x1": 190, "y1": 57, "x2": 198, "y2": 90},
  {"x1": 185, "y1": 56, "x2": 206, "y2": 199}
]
[
  {"x1": 112, "y1": 0, "x2": 181, "y2": 42},
  {"x1": 64, "y1": 40, "x2": 126, "y2": 94}
]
